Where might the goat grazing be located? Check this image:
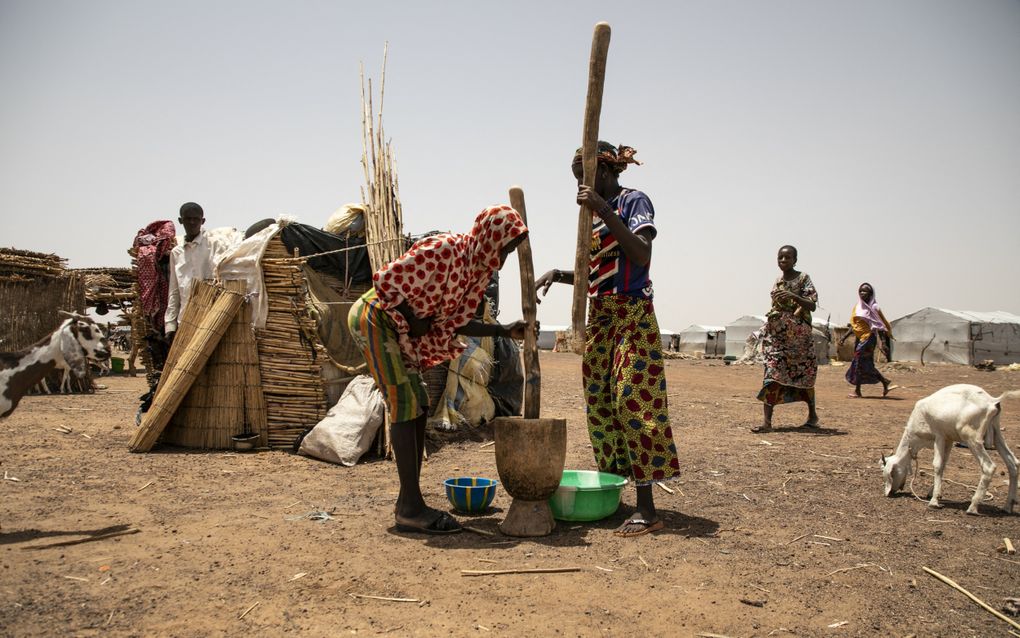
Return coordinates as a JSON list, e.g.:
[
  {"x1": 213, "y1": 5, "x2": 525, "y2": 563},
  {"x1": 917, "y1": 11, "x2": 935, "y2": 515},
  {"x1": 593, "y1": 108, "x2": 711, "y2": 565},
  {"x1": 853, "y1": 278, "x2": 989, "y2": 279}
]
[
  {"x1": 882, "y1": 384, "x2": 1018, "y2": 514},
  {"x1": 0, "y1": 312, "x2": 111, "y2": 418}
]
